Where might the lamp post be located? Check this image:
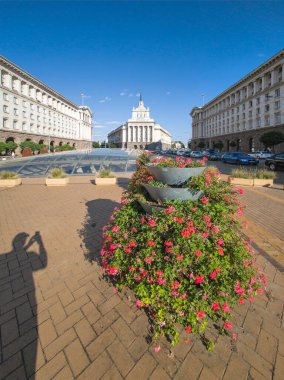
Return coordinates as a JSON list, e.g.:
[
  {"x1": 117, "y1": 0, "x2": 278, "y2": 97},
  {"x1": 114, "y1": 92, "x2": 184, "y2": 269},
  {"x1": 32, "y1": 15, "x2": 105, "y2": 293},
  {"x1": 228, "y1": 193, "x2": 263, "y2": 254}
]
[{"x1": 48, "y1": 133, "x2": 50, "y2": 154}]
